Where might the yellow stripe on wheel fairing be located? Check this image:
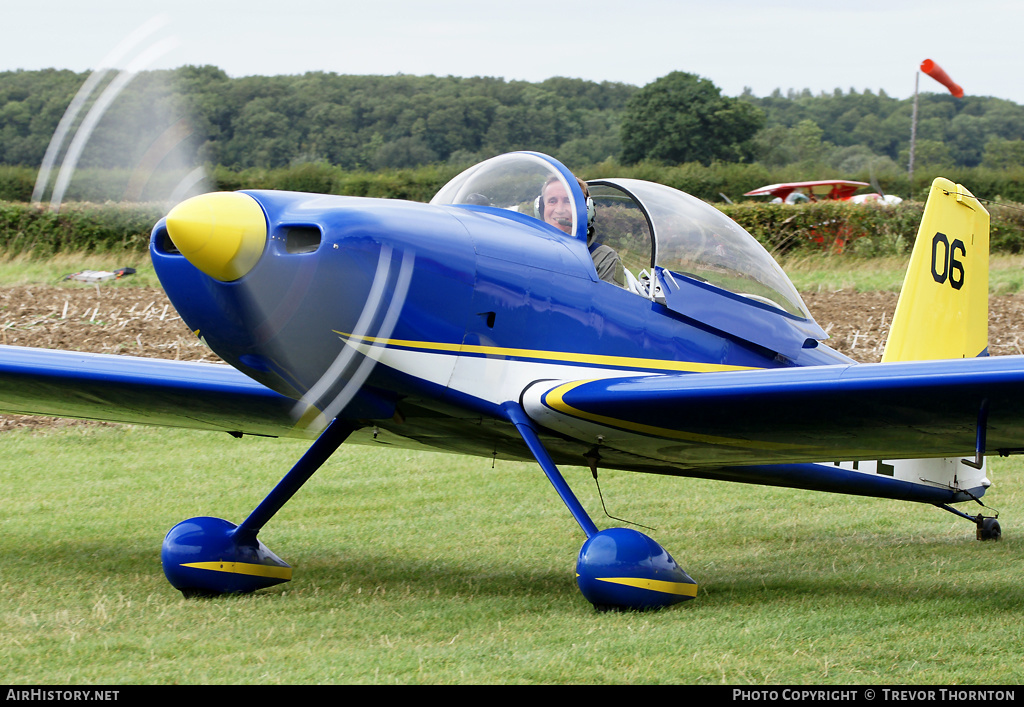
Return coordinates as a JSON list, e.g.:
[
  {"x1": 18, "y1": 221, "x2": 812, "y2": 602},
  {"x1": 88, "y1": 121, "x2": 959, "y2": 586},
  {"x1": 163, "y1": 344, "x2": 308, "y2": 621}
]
[
  {"x1": 592, "y1": 576, "x2": 698, "y2": 597},
  {"x1": 181, "y1": 561, "x2": 292, "y2": 580}
]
